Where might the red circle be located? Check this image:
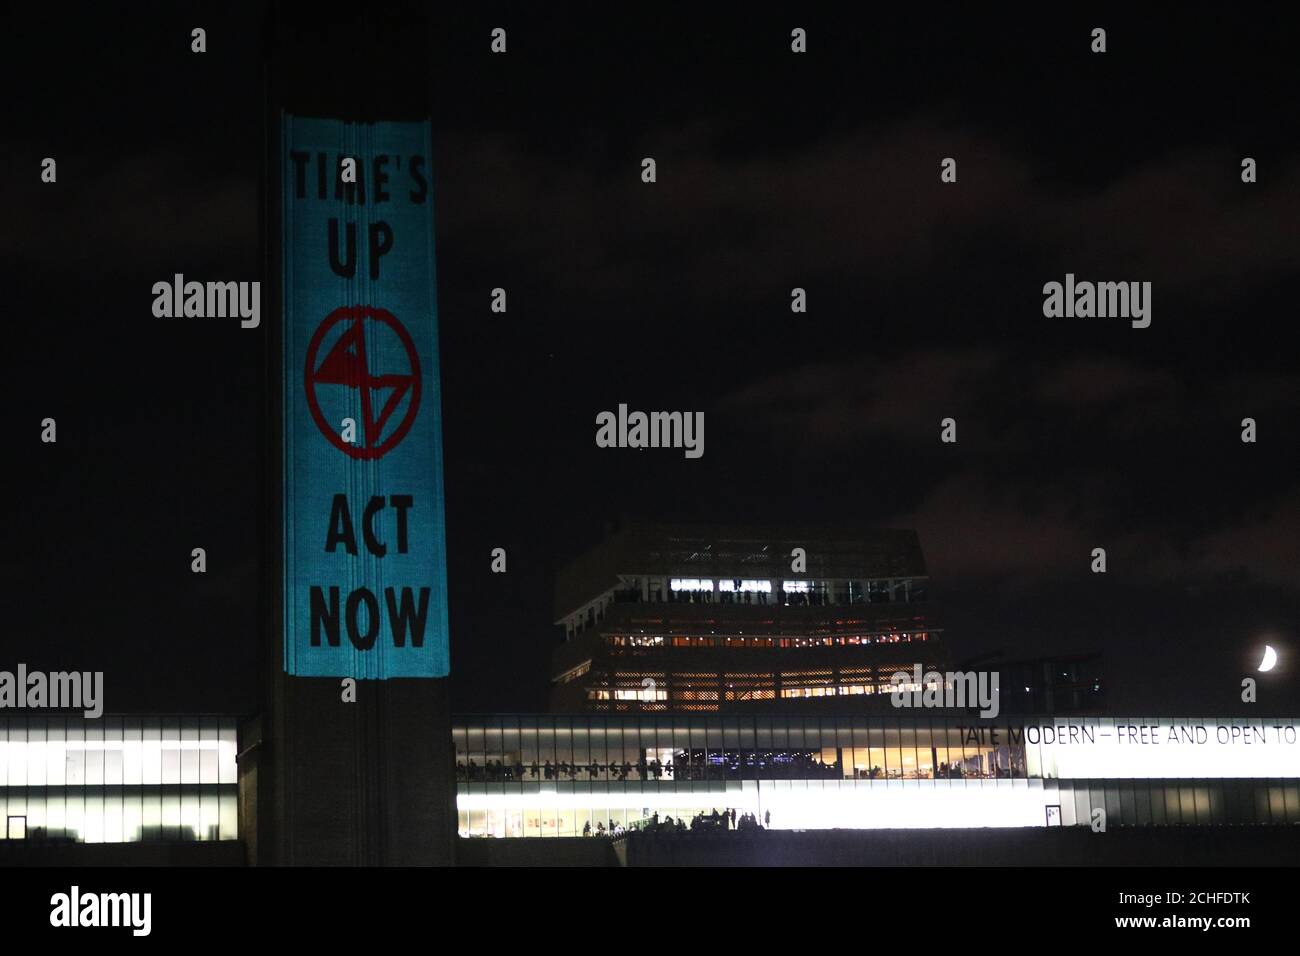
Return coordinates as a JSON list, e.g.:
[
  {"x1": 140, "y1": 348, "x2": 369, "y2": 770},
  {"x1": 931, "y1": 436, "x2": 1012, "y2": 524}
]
[{"x1": 304, "y1": 305, "x2": 422, "y2": 460}]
